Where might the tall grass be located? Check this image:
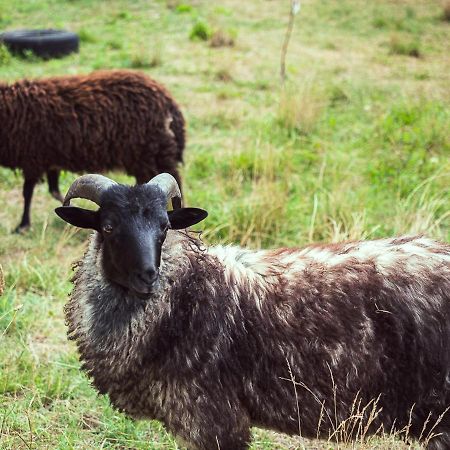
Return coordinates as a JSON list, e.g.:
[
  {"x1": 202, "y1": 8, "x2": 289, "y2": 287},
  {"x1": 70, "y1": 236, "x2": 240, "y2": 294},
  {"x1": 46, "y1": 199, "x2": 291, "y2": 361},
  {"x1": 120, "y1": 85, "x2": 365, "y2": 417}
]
[{"x1": 277, "y1": 79, "x2": 327, "y2": 135}]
